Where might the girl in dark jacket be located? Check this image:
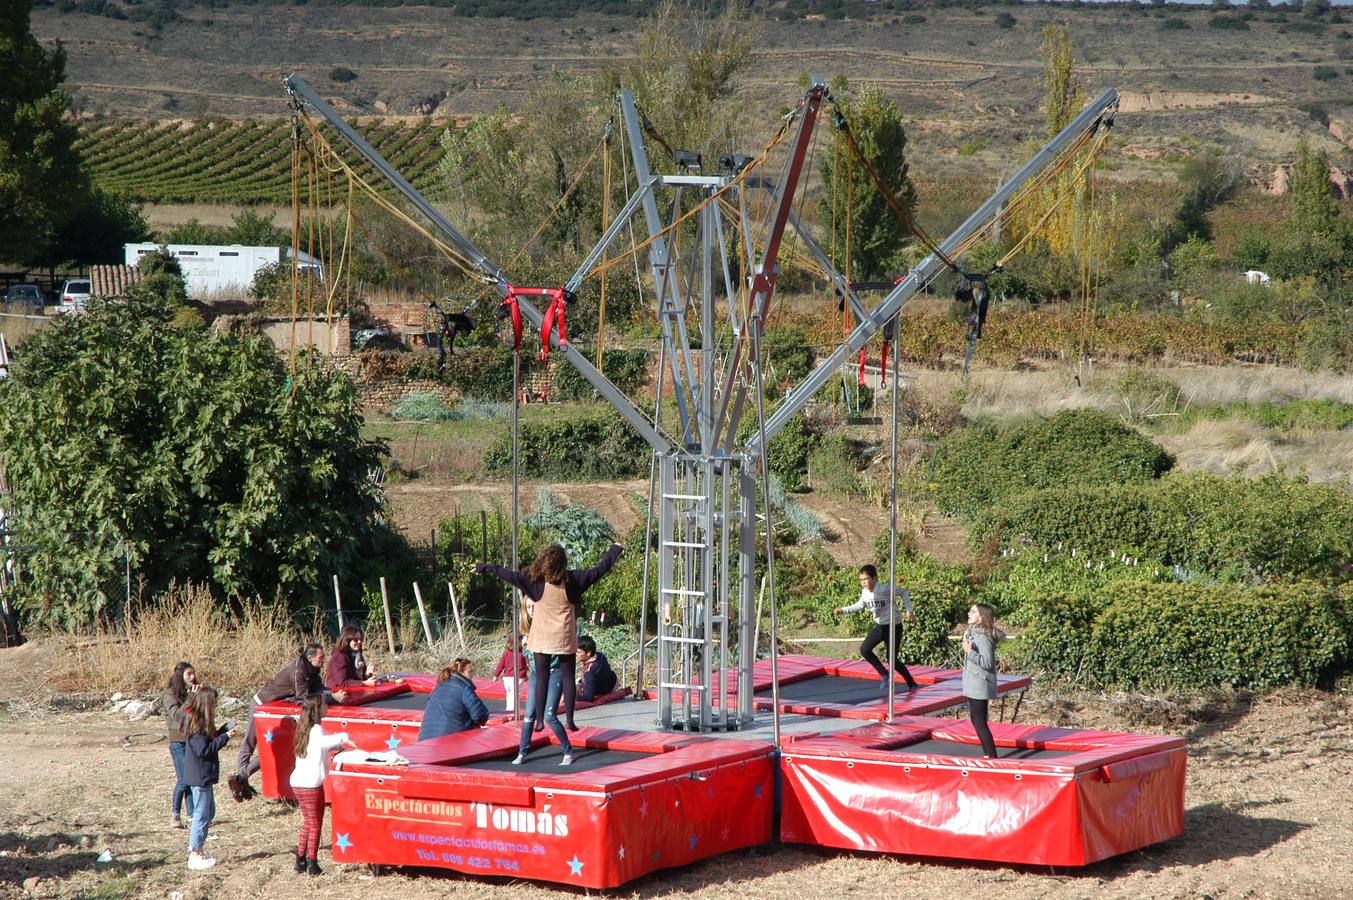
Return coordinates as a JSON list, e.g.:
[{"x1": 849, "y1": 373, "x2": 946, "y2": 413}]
[
  {"x1": 183, "y1": 686, "x2": 235, "y2": 871},
  {"x1": 477, "y1": 542, "x2": 623, "y2": 765},
  {"x1": 418, "y1": 659, "x2": 490, "y2": 741},
  {"x1": 324, "y1": 625, "x2": 380, "y2": 691},
  {"x1": 161, "y1": 661, "x2": 198, "y2": 827}
]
